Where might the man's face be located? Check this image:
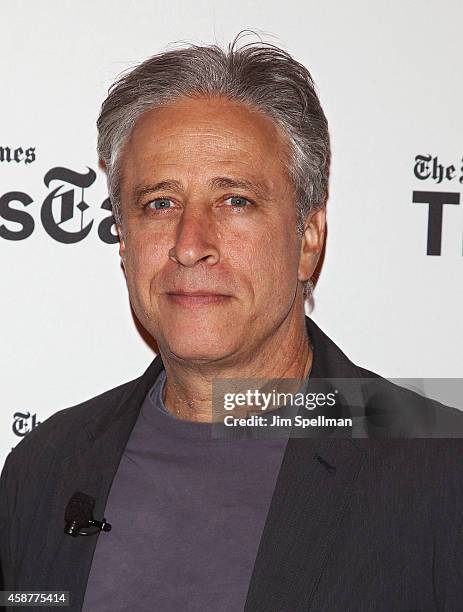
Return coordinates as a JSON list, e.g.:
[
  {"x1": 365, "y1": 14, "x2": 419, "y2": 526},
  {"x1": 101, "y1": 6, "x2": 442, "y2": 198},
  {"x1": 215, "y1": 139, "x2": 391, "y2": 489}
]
[{"x1": 118, "y1": 95, "x2": 321, "y2": 364}]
